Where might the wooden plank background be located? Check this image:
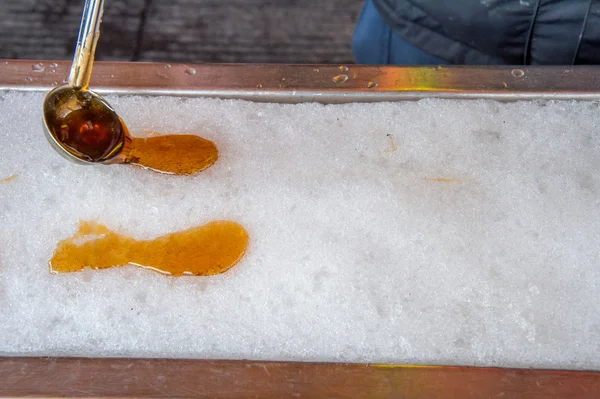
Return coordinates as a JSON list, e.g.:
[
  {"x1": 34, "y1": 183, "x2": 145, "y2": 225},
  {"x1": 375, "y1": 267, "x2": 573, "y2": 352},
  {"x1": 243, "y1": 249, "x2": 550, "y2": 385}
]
[{"x1": 0, "y1": 0, "x2": 363, "y2": 63}]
